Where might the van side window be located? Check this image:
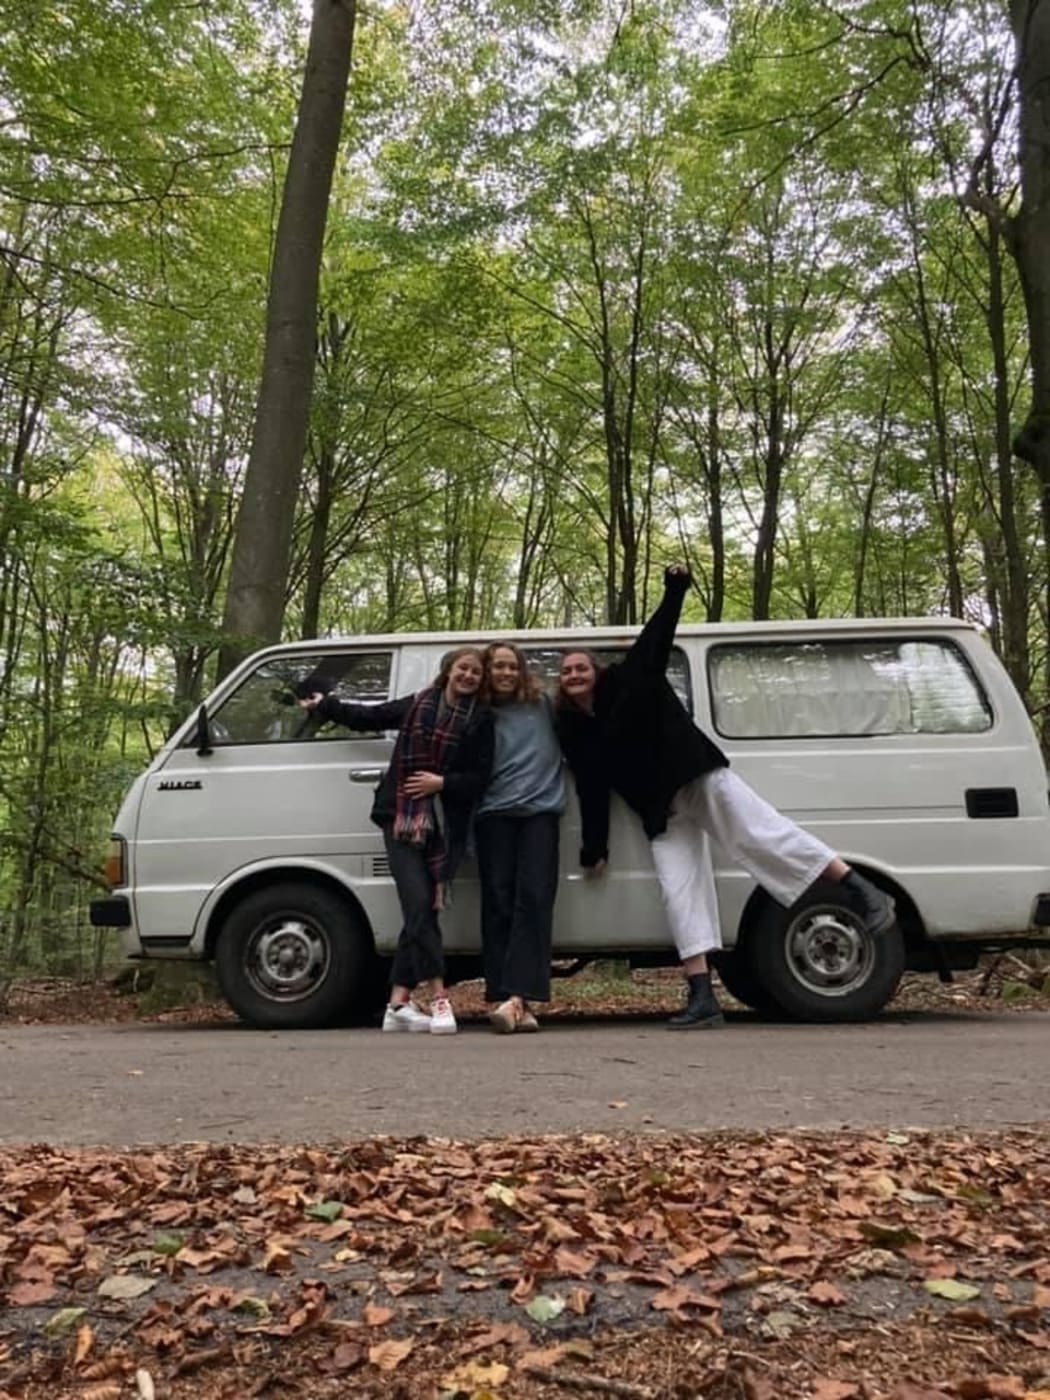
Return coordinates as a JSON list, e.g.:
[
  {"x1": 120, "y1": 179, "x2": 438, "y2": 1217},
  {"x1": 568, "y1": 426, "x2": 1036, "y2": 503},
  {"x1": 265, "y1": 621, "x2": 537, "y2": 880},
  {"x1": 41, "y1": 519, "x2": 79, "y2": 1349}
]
[
  {"x1": 524, "y1": 646, "x2": 693, "y2": 714},
  {"x1": 708, "y1": 640, "x2": 992, "y2": 739},
  {"x1": 197, "y1": 652, "x2": 393, "y2": 746}
]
